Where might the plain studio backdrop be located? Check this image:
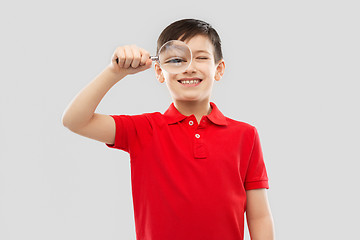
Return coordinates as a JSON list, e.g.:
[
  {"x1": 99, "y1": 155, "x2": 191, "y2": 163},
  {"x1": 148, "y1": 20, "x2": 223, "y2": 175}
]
[{"x1": 1, "y1": 0, "x2": 359, "y2": 239}]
